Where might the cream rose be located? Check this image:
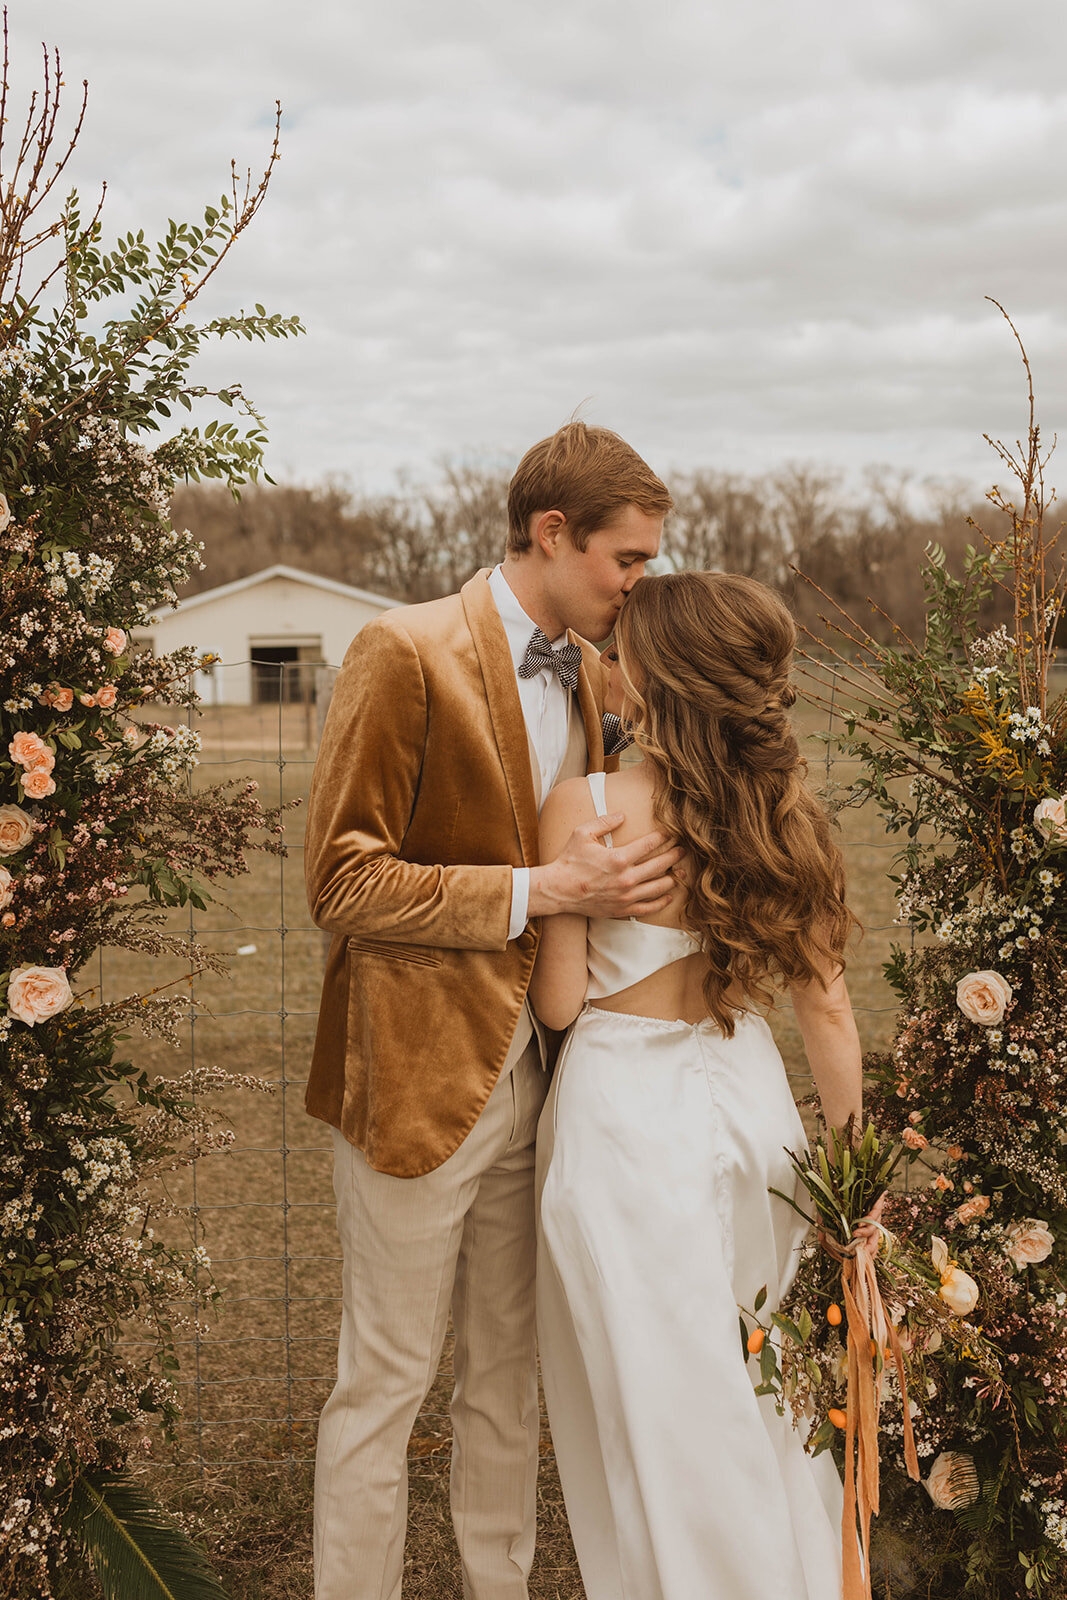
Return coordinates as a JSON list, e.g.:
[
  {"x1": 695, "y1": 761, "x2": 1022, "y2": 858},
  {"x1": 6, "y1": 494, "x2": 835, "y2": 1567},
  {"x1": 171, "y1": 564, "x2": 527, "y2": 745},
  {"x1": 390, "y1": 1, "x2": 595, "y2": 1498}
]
[
  {"x1": 924, "y1": 1451, "x2": 980, "y2": 1511},
  {"x1": 0, "y1": 866, "x2": 11, "y2": 909},
  {"x1": 0, "y1": 491, "x2": 10, "y2": 533},
  {"x1": 20, "y1": 769, "x2": 56, "y2": 800},
  {"x1": 95, "y1": 683, "x2": 118, "y2": 709},
  {"x1": 8, "y1": 731, "x2": 53, "y2": 771},
  {"x1": 1003, "y1": 1218, "x2": 1054, "y2": 1270},
  {"x1": 955, "y1": 970, "x2": 1012, "y2": 1026},
  {"x1": 1034, "y1": 795, "x2": 1067, "y2": 842},
  {"x1": 7, "y1": 964, "x2": 73, "y2": 1026},
  {"x1": 931, "y1": 1236, "x2": 980, "y2": 1316},
  {"x1": 103, "y1": 626, "x2": 128, "y2": 656},
  {"x1": 0, "y1": 804, "x2": 34, "y2": 854}
]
